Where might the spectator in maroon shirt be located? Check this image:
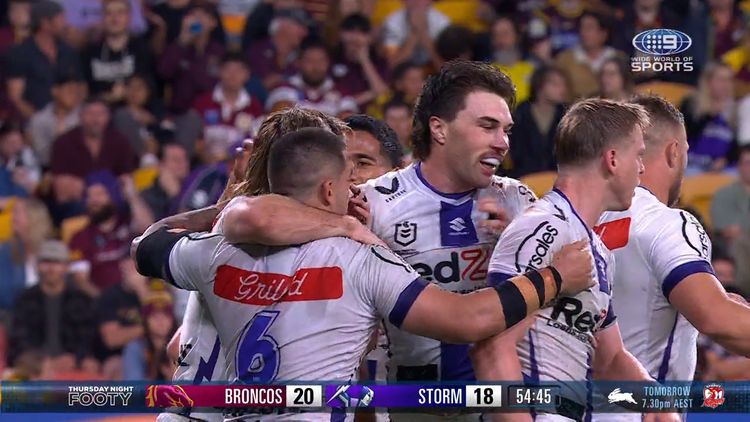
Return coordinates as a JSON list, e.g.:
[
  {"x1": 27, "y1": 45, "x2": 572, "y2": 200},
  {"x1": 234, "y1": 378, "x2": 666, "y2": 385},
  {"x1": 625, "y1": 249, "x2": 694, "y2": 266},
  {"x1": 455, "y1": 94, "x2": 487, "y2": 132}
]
[
  {"x1": 246, "y1": 8, "x2": 310, "y2": 91},
  {"x1": 266, "y1": 37, "x2": 358, "y2": 118},
  {"x1": 192, "y1": 52, "x2": 264, "y2": 162},
  {"x1": 69, "y1": 170, "x2": 153, "y2": 298},
  {"x1": 331, "y1": 14, "x2": 388, "y2": 109},
  {"x1": 707, "y1": 0, "x2": 747, "y2": 59},
  {"x1": 49, "y1": 97, "x2": 136, "y2": 223},
  {"x1": 157, "y1": 4, "x2": 224, "y2": 116}
]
